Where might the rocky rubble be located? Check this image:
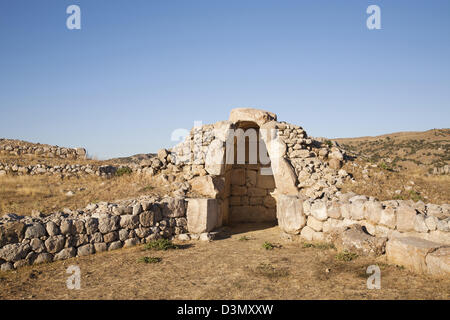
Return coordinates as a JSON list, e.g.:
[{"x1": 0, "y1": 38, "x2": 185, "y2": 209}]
[
  {"x1": 0, "y1": 139, "x2": 86, "y2": 159},
  {"x1": 0, "y1": 162, "x2": 129, "y2": 177},
  {"x1": 0, "y1": 196, "x2": 190, "y2": 270}
]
